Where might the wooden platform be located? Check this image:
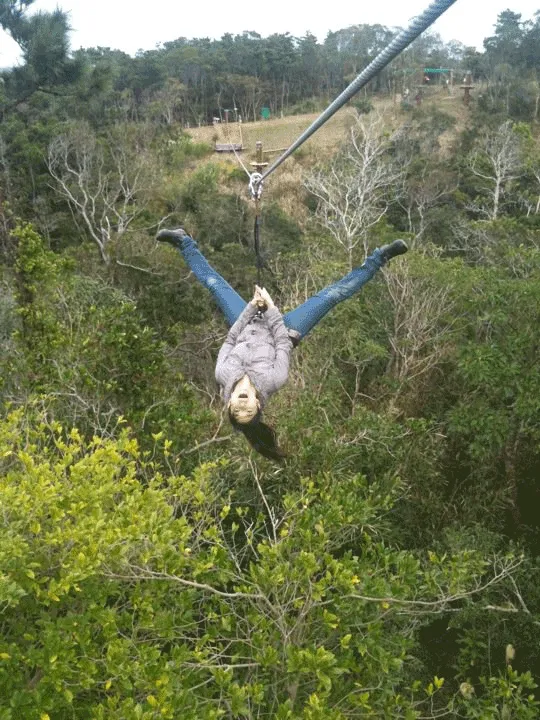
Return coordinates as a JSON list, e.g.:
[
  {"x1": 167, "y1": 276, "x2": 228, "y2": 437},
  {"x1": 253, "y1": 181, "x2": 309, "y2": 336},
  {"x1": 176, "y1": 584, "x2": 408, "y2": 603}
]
[{"x1": 215, "y1": 143, "x2": 244, "y2": 153}]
